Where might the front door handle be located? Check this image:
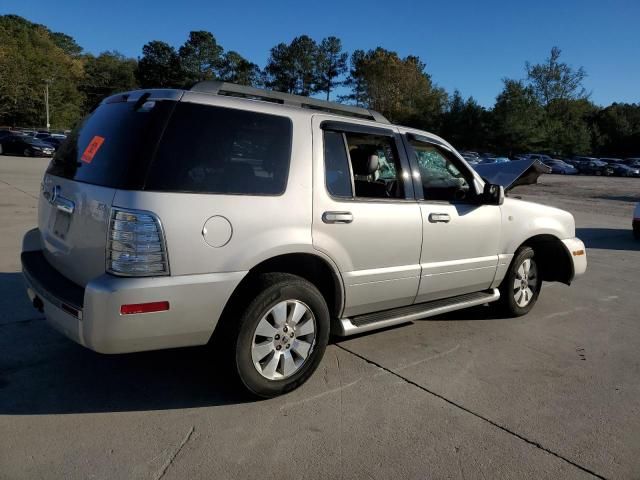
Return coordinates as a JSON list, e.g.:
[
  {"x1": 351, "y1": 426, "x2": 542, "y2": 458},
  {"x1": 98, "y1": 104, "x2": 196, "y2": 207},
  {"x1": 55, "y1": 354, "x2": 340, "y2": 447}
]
[
  {"x1": 428, "y1": 213, "x2": 450, "y2": 223},
  {"x1": 322, "y1": 211, "x2": 353, "y2": 224}
]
